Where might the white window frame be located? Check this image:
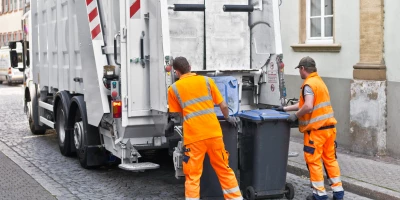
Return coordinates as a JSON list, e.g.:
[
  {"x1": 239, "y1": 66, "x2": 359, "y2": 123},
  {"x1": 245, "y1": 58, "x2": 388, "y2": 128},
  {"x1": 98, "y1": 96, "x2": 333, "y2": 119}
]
[{"x1": 306, "y1": 0, "x2": 333, "y2": 44}]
